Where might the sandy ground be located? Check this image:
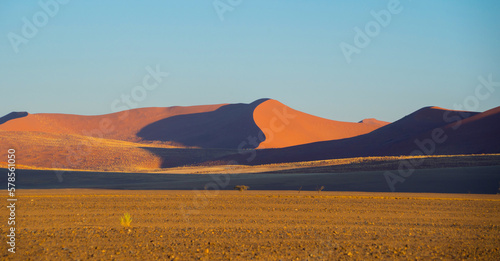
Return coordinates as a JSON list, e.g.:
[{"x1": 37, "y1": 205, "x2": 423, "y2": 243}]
[{"x1": 1, "y1": 190, "x2": 499, "y2": 260}]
